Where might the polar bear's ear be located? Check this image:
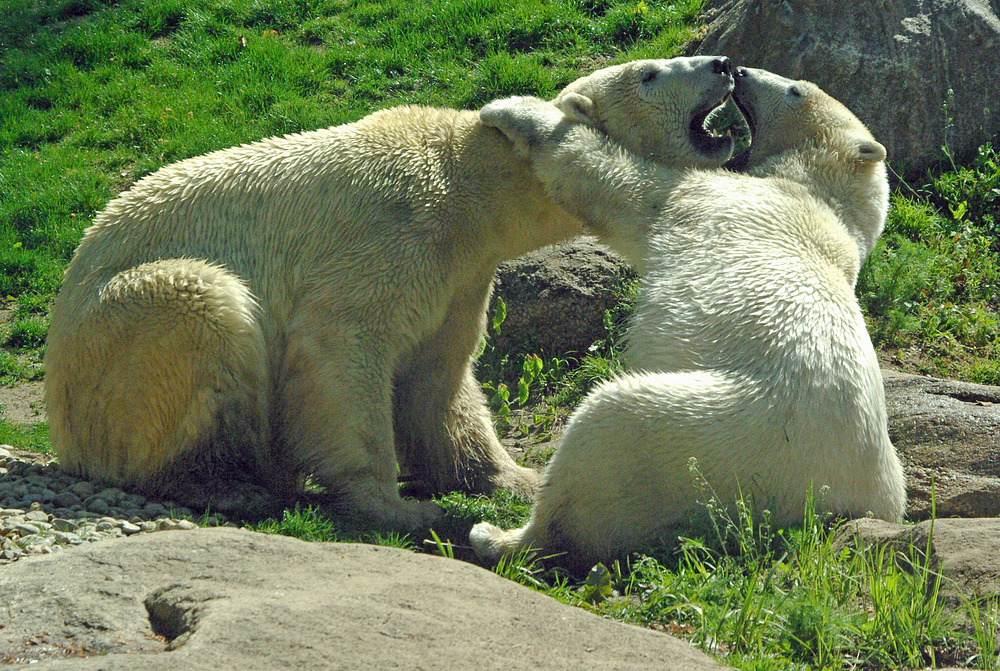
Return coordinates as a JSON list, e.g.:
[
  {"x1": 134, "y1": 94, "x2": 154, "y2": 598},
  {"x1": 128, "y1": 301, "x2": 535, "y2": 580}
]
[
  {"x1": 557, "y1": 92, "x2": 598, "y2": 126},
  {"x1": 853, "y1": 138, "x2": 887, "y2": 163}
]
